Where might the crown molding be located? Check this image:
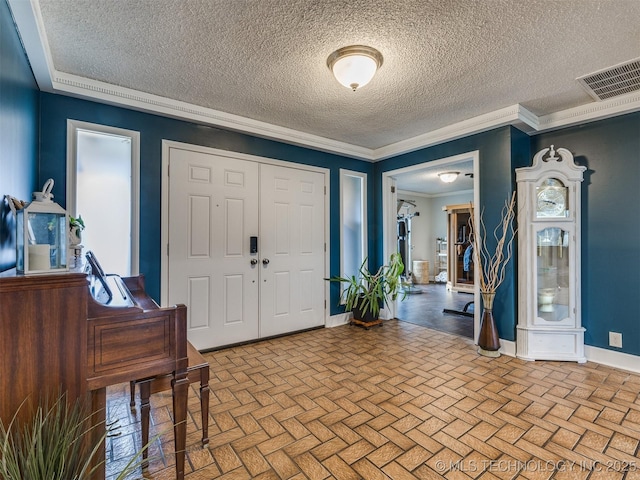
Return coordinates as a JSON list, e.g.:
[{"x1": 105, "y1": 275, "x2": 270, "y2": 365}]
[
  {"x1": 52, "y1": 71, "x2": 374, "y2": 160},
  {"x1": 397, "y1": 189, "x2": 474, "y2": 199},
  {"x1": 51, "y1": 76, "x2": 634, "y2": 162},
  {"x1": 373, "y1": 104, "x2": 539, "y2": 161},
  {"x1": 7, "y1": 0, "x2": 373, "y2": 161},
  {"x1": 9, "y1": 0, "x2": 640, "y2": 163},
  {"x1": 397, "y1": 189, "x2": 431, "y2": 199},
  {"x1": 536, "y1": 91, "x2": 640, "y2": 132}
]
